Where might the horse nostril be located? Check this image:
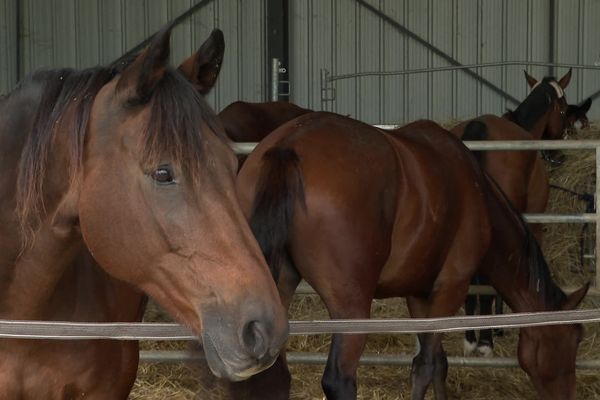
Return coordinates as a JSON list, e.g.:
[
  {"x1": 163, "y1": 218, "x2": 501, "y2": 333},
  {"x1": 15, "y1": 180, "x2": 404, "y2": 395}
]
[{"x1": 241, "y1": 320, "x2": 269, "y2": 360}]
